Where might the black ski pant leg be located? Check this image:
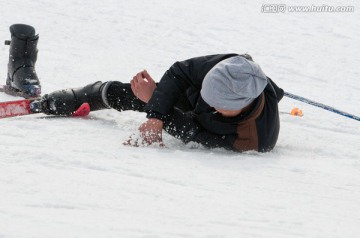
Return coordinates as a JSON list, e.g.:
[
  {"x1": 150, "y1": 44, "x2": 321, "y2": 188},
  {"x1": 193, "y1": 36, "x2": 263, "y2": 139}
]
[
  {"x1": 105, "y1": 81, "x2": 146, "y2": 112},
  {"x1": 105, "y1": 81, "x2": 194, "y2": 113}
]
